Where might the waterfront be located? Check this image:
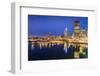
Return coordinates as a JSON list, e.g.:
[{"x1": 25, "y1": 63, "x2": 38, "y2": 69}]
[{"x1": 28, "y1": 15, "x2": 88, "y2": 61}]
